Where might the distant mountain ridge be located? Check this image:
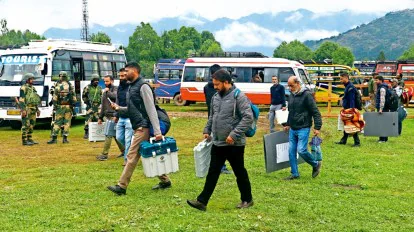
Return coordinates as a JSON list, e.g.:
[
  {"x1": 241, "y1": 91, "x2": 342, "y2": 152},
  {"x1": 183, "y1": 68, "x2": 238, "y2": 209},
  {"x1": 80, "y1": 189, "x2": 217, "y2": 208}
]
[
  {"x1": 305, "y1": 9, "x2": 414, "y2": 60},
  {"x1": 43, "y1": 9, "x2": 381, "y2": 56}
]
